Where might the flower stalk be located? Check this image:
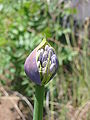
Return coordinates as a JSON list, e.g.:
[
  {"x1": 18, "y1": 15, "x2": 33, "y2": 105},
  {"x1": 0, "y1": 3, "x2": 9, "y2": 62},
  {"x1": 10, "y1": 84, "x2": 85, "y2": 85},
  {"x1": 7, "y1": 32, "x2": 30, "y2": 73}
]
[{"x1": 33, "y1": 85, "x2": 45, "y2": 120}]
